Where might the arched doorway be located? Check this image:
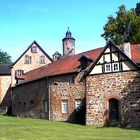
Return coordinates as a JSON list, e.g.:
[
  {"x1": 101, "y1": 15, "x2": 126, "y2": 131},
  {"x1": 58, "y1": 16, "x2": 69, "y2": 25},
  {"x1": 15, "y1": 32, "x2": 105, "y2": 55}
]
[{"x1": 108, "y1": 98, "x2": 119, "y2": 123}]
